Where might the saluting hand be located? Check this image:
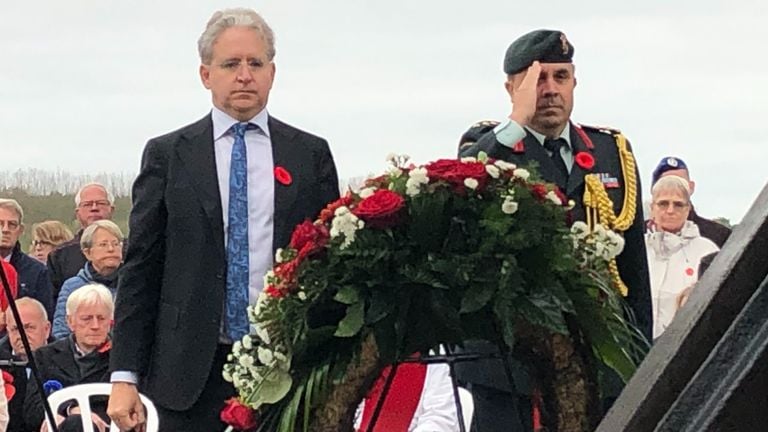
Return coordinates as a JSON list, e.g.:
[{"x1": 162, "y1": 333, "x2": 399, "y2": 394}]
[
  {"x1": 107, "y1": 382, "x2": 147, "y2": 432},
  {"x1": 508, "y1": 61, "x2": 541, "y2": 127}
]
